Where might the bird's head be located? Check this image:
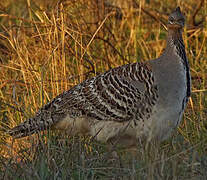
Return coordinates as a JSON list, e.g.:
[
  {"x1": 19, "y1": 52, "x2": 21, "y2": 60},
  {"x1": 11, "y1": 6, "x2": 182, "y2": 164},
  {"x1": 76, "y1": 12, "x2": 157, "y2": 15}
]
[{"x1": 168, "y1": 7, "x2": 185, "y2": 29}]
